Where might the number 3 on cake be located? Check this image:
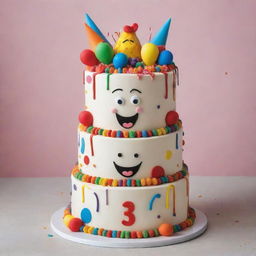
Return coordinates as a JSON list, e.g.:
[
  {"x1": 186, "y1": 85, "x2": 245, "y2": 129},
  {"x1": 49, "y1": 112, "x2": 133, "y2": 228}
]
[{"x1": 122, "y1": 201, "x2": 135, "y2": 226}]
